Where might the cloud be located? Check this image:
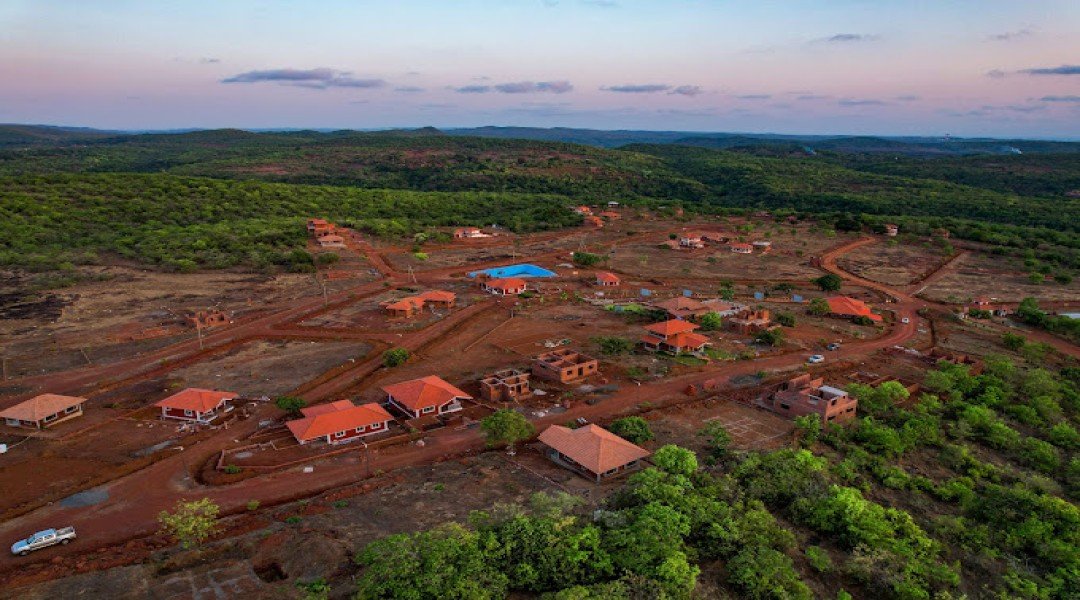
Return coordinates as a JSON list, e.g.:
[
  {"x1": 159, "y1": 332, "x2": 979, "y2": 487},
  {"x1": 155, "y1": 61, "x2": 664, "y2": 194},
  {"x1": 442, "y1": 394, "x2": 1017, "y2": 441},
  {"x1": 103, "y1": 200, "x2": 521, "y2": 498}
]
[
  {"x1": 221, "y1": 68, "x2": 385, "y2": 89},
  {"x1": 895, "y1": 95, "x2": 921, "y2": 102},
  {"x1": 394, "y1": 86, "x2": 425, "y2": 93},
  {"x1": 199, "y1": 57, "x2": 221, "y2": 64},
  {"x1": 581, "y1": 0, "x2": 619, "y2": 7},
  {"x1": 1040, "y1": 95, "x2": 1080, "y2": 103},
  {"x1": 454, "y1": 85, "x2": 491, "y2": 93},
  {"x1": 736, "y1": 94, "x2": 771, "y2": 100},
  {"x1": 987, "y1": 29, "x2": 1032, "y2": 41},
  {"x1": 493, "y1": 80, "x2": 574, "y2": 94},
  {"x1": 814, "y1": 33, "x2": 879, "y2": 43},
  {"x1": 838, "y1": 98, "x2": 887, "y2": 107},
  {"x1": 1021, "y1": 65, "x2": 1080, "y2": 75},
  {"x1": 669, "y1": 85, "x2": 704, "y2": 97},
  {"x1": 985, "y1": 69, "x2": 1007, "y2": 79},
  {"x1": 796, "y1": 94, "x2": 830, "y2": 101},
  {"x1": 602, "y1": 84, "x2": 671, "y2": 93}
]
